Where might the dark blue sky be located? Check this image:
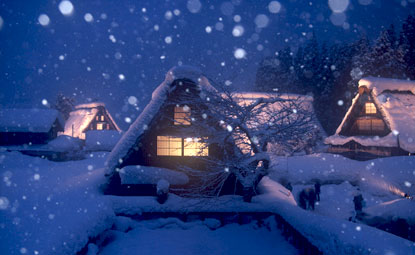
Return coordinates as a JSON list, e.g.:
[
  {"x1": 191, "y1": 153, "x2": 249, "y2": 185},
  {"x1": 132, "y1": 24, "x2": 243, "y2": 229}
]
[{"x1": 0, "y1": 0, "x2": 413, "y2": 129}]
